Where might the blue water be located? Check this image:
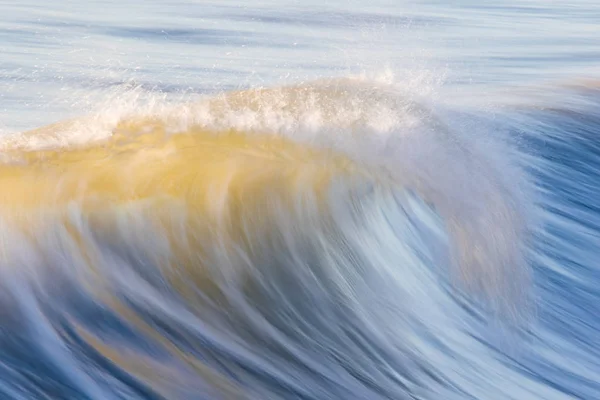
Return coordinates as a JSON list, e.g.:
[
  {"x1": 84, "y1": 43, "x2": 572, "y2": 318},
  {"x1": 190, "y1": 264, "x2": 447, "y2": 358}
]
[{"x1": 1, "y1": 1, "x2": 599, "y2": 399}]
